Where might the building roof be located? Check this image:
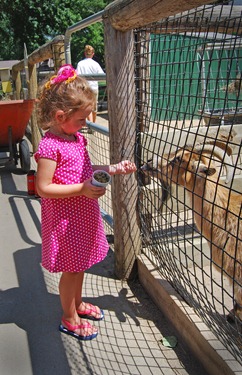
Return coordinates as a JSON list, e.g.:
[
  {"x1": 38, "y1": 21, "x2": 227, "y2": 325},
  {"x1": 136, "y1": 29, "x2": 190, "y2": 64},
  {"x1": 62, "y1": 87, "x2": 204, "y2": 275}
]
[{"x1": 0, "y1": 60, "x2": 20, "y2": 70}]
